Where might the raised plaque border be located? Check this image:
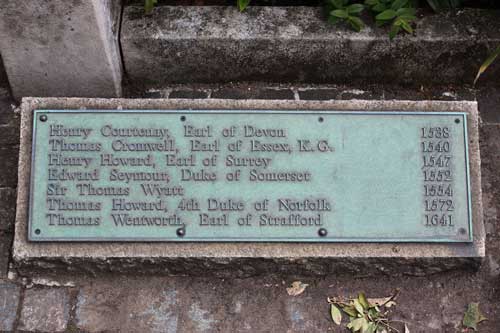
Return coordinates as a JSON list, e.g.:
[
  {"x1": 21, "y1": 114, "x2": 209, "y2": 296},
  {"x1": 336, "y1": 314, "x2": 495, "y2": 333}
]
[{"x1": 28, "y1": 110, "x2": 473, "y2": 243}]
